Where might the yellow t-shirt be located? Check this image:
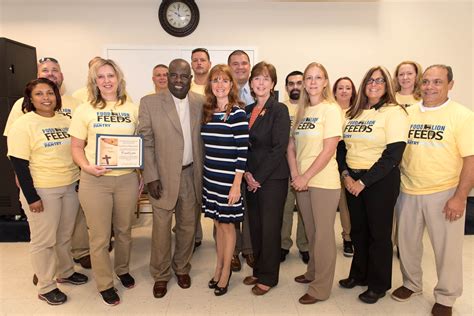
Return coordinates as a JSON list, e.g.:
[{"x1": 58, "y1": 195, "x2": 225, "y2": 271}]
[
  {"x1": 72, "y1": 86, "x2": 134, "y2": 103},
  {"x1": 3, "y1": 95, "x2": 81, "y2": 136},
  {"x1": 68, "y1": 101, "x2": 139, "y2": 176},
  {"x1": 396, "y1": 92, "x2": 419, "y2": 107},
  {"x1": 401, "y1": 100, "x2": 474, "y2": 195},
  {"x1": 343, "y1": 105, "x2": 409, "y2": 169},
  {"x1": 294, "y1": 101, "x2": 342, "y2": 189},
  {"x1": 284, "y1": 99, "x2": 298, "y2": 130},
  {"x1": 7, "y1": 112, "x2": 79, "y2": 188},
  {"x1": 190, "y1": 81, "x2": 205, "y2": 96}
]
